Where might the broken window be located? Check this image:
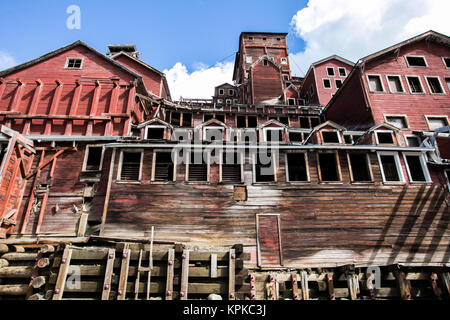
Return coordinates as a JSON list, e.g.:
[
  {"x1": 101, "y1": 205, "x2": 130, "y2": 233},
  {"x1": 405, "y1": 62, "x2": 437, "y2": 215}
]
[
  {"x1": 248, "y1": 116, "x2": 257, "y2": 128},
  {"x1": 318, "y1": 153, "x2": 341, "y2": 182},
  {"x1": 376, "y1": 131, "x2": 395, "y2": 144},
  {"x1": 279, "y1": 117, "x2": 289, "y2": 125},
  {"x1": 368, "y1": 75, "x2": 384, "y2": 92},
  {"x1": 327, "y1": 67, "x2": 335, "y2": 76},
  {"x1": 153, "y1": 152, "x2": 174, "y2": 182},
  {"x1": 348, "y1": 153, "x2": 372, "y2": 182},
  {"x1": 188, "y1": 152, "x2": 208, "y2": 182},
  {"x1": 387, "y1": 76, "x2": 404, "y2": 93},
  {"x1": 300, "y1": 117, "x2": 310, "y2": 128},
  {"x1": 426, "y1": 77, "x2": 444, "y2": 94},
  {"x1": 406, "y1": 56, "x2": 427, "y2": 67},
  {"x1": 404, "y1": 154, "x2": 429, "y2": 182},
  {"x1": 427, "y1": 116, "x2": 448, "y2": 131},
  {"x1": 237, "y1": 116, "x2": 246, "y2": 128},
  {"x1": 286, "y1": 153, "x2": 308, "y2": 182},
  {"x1": 146, "y1": 127, "x2": 165, "y2": 140},
  {"x1": 406, "y1": 76, "x2": 424, "y2": 93},
  {"x1": 289, "y1": 131, "x2": 303, "y2": 142},
  {"x1": 255, "y1": 152, "x2": 275, "y2": 182},
  {"x1": 322, "y1": 131, "x2": 340, "y2": 143},
  {"x1": 335, "y1": 79, "x2": 343, "y2": 89},
  {"x1": 181, "y1": 113, "x2": 192, "y2": 127},
  {"x1": 221, "y1": 152, "x2": 242, "y2": 183},
  {"x1": 338, "y1": 67, "x2": 346, "y2": 77},
  {"x1": 386, "y1": 116, "x2": 408, "y2": 129},
  {"x1": 406, "y1": 136, "x2": 421, "y2": 147},
  {"x1": 65, "y1": 58, "x2": 83, "y2": 69},
  {"x1": 444, "y1": 57, "x2": 450, "y2": 68},
  {"x1": 323, "y1": 79, "x2": 331, "y2": 89},
  {"x1": 84, "y1": 146, "x2": 103, "y2": 171},
  {"x1": 120, "y1": 152, "x2": 142, "y2": 181},
  {"x1": 171, "y1": 112, "x2": 181, "y2": 126},
  {"x1": 378, "y1": 153, "x2": 402, "y2": 182}
]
